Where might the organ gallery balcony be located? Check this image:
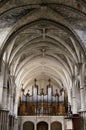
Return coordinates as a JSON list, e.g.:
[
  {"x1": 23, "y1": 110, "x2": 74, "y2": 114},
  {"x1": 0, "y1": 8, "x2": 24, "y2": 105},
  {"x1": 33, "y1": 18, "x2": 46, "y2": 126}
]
[{"x1": 18, "y1": 79, "x2": 68, "y2": 116}]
